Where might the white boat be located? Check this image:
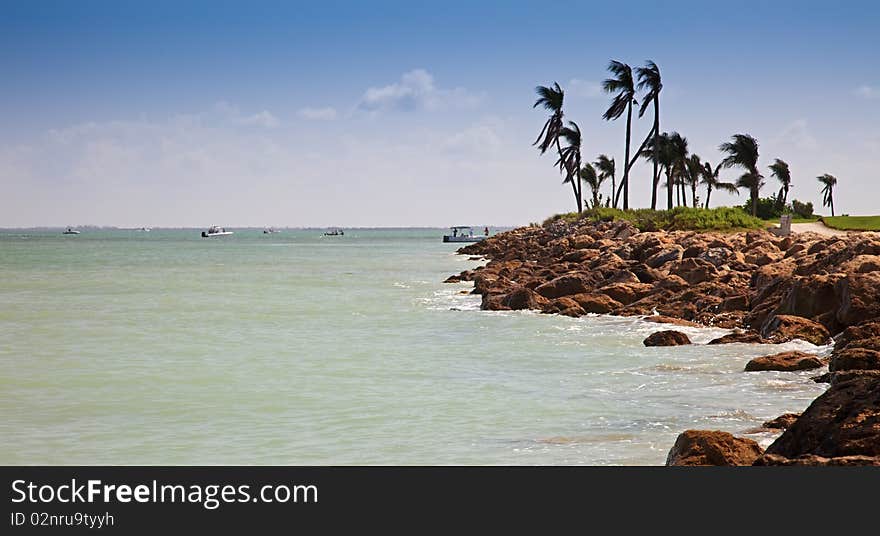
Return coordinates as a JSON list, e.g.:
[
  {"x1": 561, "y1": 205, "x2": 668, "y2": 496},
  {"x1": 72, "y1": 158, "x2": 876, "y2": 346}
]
[
  {"x1": 62, "y1": 227, "x2": 80, "y2": 235},
  {"x1": 443, "y1": 226, "x2": 487, "y2": 243},
  {"x1": 201, "y1": 225, "x2": 233, "y2": 238},
  {"x1": 323, "y1": 229, "x2": 344, "y2": 236},
  {"x1": 138, "y1": 227, "x2": 151, "y2": 232},
  {"x1": 263, "y1": 227, "x2": 281, "y2": 234}
]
